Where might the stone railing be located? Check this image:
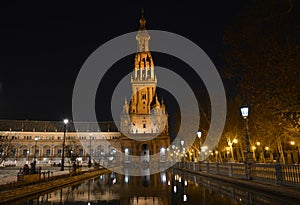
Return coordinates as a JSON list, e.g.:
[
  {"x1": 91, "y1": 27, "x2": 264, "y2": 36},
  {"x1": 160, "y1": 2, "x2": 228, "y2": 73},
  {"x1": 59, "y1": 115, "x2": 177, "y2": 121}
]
[{"x1": 175, "y1": 161, "x2": 300, "y2": 187}]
